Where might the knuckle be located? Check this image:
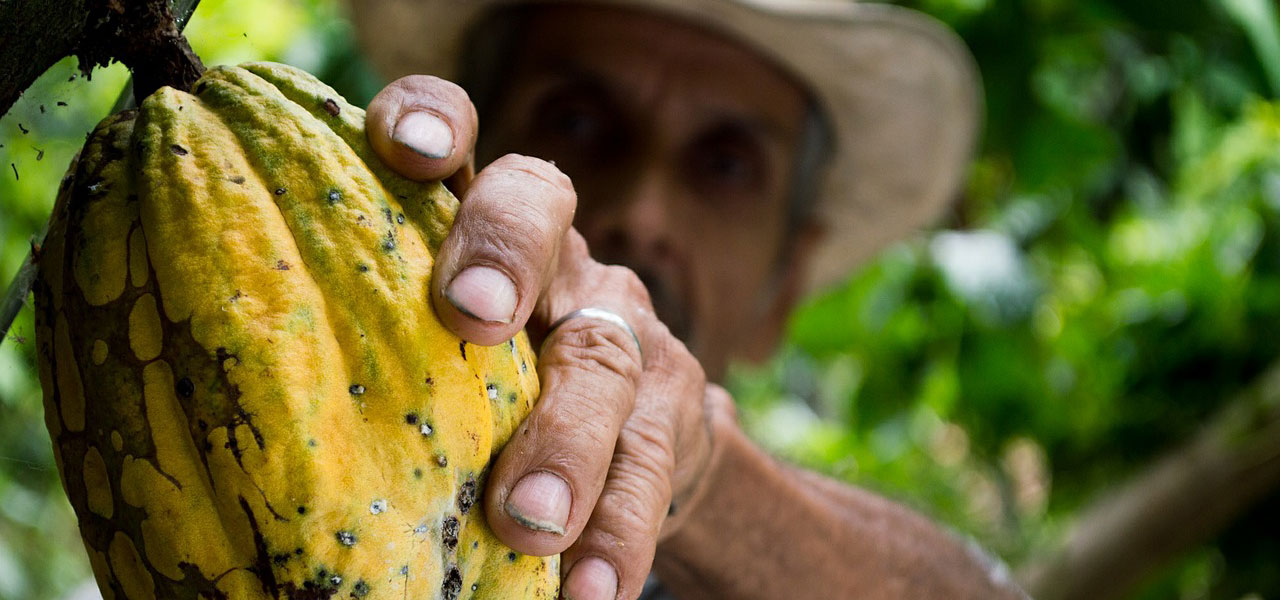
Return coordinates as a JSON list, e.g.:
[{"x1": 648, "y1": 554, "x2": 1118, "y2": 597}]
[
  {"x1": 603, "y1": 264, "x2": 652, "y2": 305},
  {"x1": 533, "y1": 401, "x2": 617, "y2": 460},
  {"x1": 616, "y1": 424, "x2": 677, "y2": 484},
  {"x1": 543, "y1": 322, "x2": 643, "y2": 386},
  {"x1": 491, "y1": 154, "x2": 575, "y2": 198},
  {"x1": 650, "y1": 333, "x2": 705, "y2": 389}
]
